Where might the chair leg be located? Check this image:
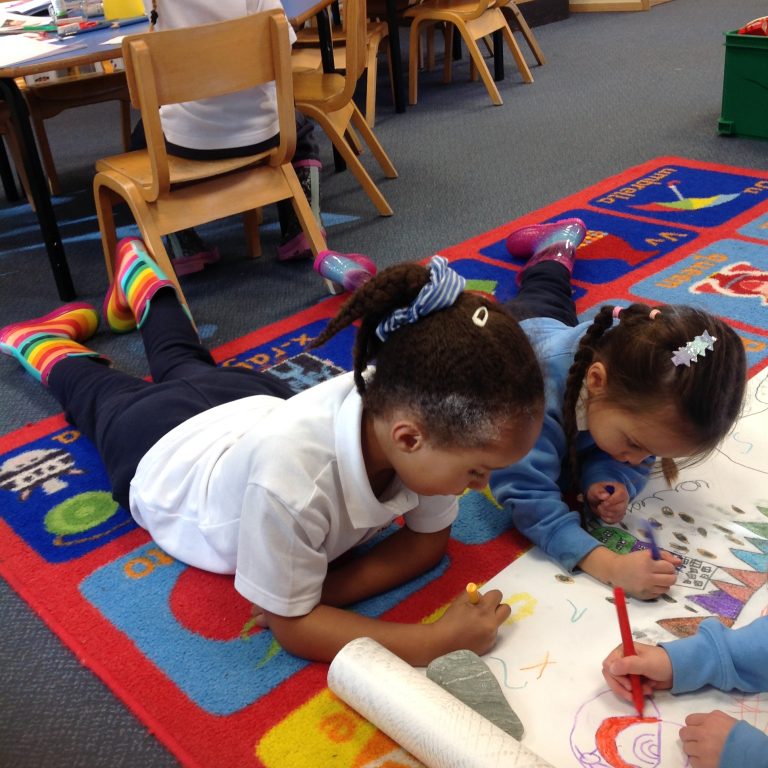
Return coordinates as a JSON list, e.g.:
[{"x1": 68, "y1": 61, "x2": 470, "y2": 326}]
[
  {"x1": 408, "y1": 19, "x2": 423, "y2": 105},
  {"x1": 119, "y1": 99, "x2": 132, "y2": 151},
  {"x1": 443, "y1": 24, "x2": 454, "y2": 84},
  {"x1": 501, "y1": 23, "x2": 534, "y2": 83},
  {"x1": 314, "y1": 106, "x2": 394, "y2": 216},
  {"x1": 283, "y1": 165, "x2": 327, "y2": 256},
  {"x1": 30, "y1": 113, "x2": 61, "y2": 195},
  {"x1": 93, "y1": 173, "x2": 190, "y2": 316},
  {"x1": 349, "y1": 104, "x2": 397, "y2": 179},
  {"x1": 365, "y1": 33, "x2": 383, "y2": 127},
  {"x1": 93, "y1": 179, "x2": 120, "y2": 282},
  {"x1": 2, "y1": 129, "x2": 35, "y2": 211},
  {"x1": 345, "y1": 124, "x2": 364, "y2": 155},
  {"x1": 459, "y1": 25, "x2": 503, "y2": 104},
  {"x1": 505, "y1": 2, "x2": 545, "y2": 65},
  {"x1": 243, "y1": 208, "x2": 262, "y2": 258}
]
